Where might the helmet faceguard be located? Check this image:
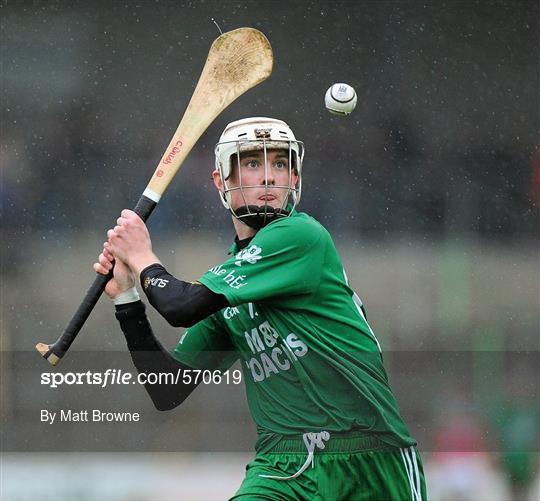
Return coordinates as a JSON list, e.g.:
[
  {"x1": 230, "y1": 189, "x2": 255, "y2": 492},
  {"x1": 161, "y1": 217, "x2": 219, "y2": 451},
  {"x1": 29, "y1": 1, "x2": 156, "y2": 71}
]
[{"x1": 214, "y1": 117, "x2": 305, "y2": 229}]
